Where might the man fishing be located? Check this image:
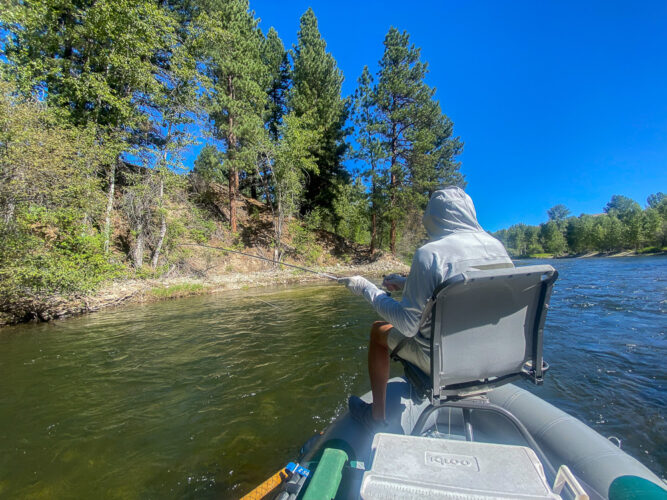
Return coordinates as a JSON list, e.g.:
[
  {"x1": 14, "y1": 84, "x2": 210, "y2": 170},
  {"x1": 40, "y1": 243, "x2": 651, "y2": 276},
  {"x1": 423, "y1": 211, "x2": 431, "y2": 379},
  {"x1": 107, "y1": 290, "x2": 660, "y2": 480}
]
[{"x1": 340, "y1": 187, "x2": 513, "y2": 431}]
